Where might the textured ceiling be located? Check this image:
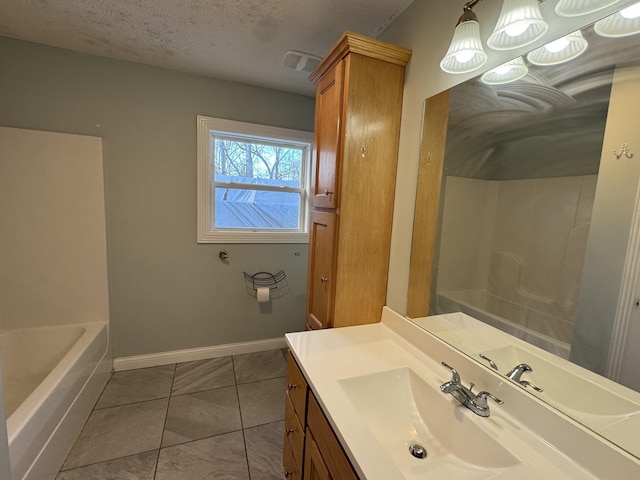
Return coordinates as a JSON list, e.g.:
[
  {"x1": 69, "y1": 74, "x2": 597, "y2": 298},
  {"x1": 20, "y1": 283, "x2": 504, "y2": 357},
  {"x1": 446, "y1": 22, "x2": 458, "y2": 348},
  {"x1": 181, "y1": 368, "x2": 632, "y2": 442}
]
[{"x1": 0, "y1": 0, "x2": 414, "y2": 97}]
